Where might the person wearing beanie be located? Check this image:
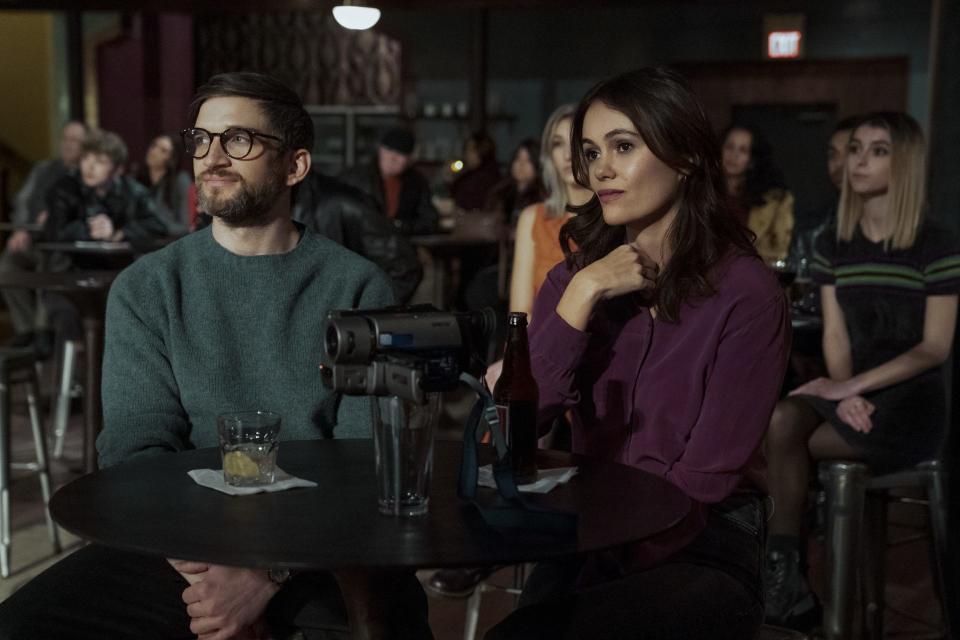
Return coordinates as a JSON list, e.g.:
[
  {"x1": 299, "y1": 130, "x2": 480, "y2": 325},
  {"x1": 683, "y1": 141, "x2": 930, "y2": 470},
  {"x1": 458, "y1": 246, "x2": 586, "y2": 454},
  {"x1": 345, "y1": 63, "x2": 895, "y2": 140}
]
[{"x1": 340, "y1": 127, "x2": 439, "y2": 235}]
